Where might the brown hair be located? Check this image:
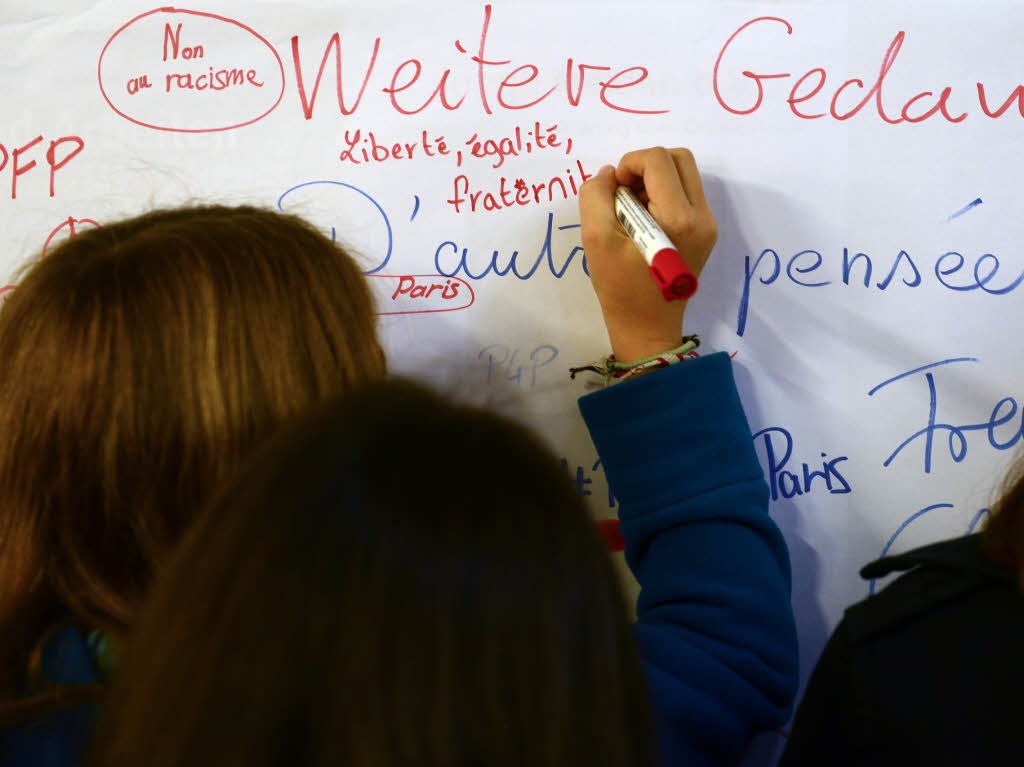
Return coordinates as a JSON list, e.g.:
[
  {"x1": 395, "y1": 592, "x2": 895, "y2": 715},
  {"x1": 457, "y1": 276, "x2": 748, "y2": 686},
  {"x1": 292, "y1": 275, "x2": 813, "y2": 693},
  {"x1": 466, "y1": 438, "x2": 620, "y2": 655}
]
[
  {"x1": 91, "y1": 379, "x2": 656, "y2": 767},
  {"x1": 0, "y1": 205, "x2": 385, "y2": 701},
  {"x1": 985, "y1": 458, "x2": 1024, "y2": 581}
]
